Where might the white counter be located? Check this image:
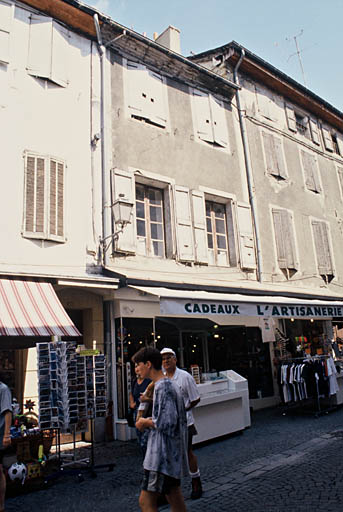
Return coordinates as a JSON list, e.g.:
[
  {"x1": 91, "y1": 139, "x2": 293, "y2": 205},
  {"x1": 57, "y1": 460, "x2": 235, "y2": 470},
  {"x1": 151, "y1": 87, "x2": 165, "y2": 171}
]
[{"x1": 192, "y1": 370, "x2": 251, "y2": 444}]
